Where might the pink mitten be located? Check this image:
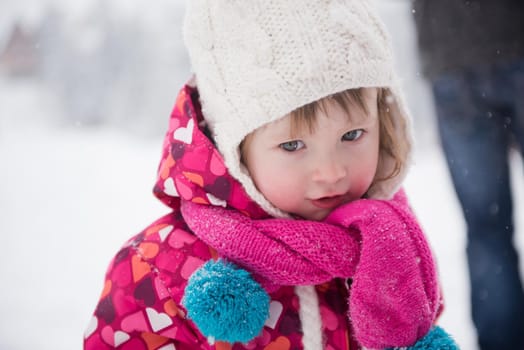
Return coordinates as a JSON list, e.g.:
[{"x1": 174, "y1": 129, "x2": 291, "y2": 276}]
[{"x1": 325, "y1": 190, "x2": 441, "y2": 348}]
